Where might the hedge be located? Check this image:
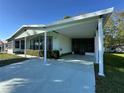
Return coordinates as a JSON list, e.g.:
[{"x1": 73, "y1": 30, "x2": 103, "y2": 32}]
[
  {"x1": 26, "y1": 49, "x2": 60, "y2": 59},
  {"x1": 26, "y1": 49, "x2": 39, "y2": 56}
]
